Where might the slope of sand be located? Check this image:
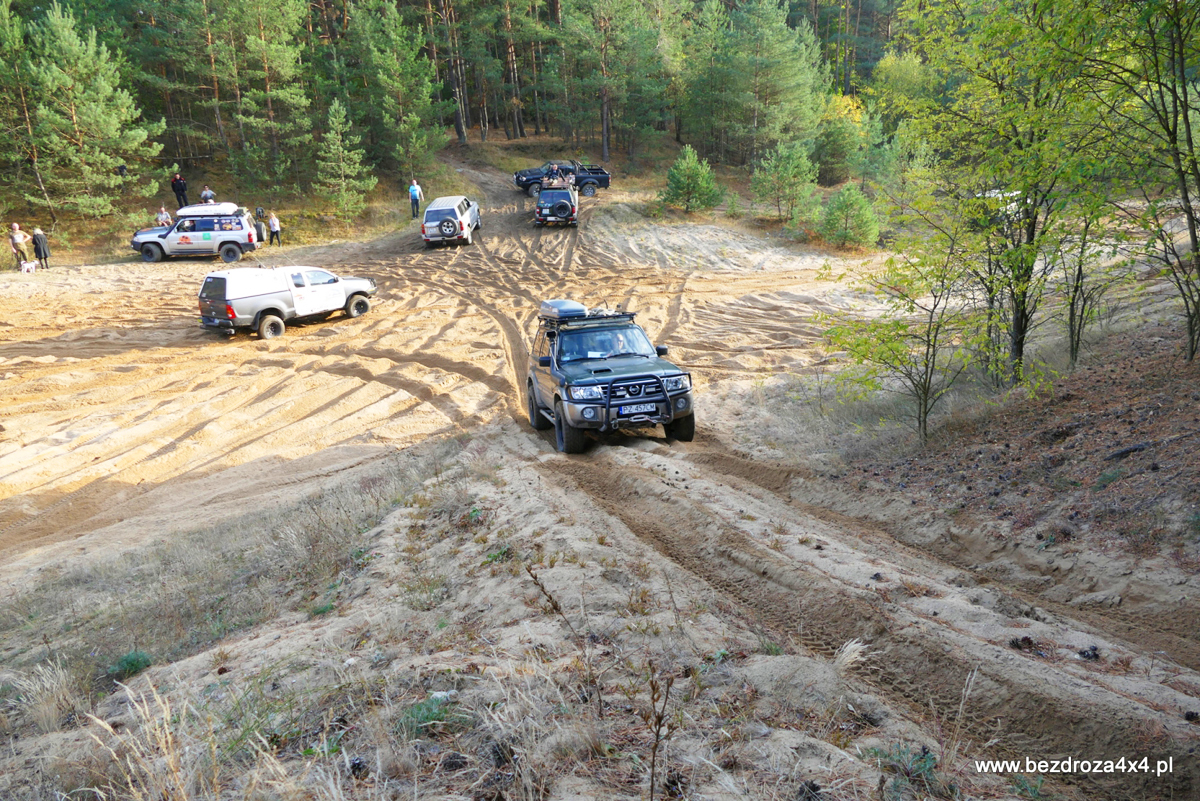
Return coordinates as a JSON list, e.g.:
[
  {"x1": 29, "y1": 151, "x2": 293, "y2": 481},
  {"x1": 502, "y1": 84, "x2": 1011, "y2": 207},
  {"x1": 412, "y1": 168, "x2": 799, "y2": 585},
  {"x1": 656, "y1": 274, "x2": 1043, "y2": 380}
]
[{"x1": 0, "y1": 165, "x2": 1196, "y2": 799}]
